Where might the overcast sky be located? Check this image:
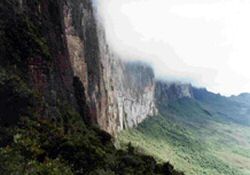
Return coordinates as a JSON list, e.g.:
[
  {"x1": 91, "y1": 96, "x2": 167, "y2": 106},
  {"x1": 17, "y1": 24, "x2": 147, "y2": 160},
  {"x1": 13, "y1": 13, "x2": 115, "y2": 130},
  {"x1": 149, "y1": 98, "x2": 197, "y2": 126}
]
[{"x1": 96, "y1": 0, "x2": 250, "y2": 96}]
